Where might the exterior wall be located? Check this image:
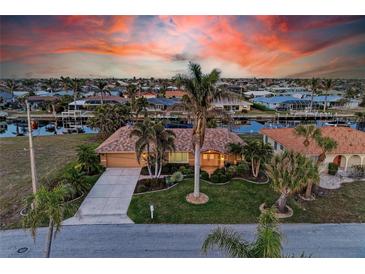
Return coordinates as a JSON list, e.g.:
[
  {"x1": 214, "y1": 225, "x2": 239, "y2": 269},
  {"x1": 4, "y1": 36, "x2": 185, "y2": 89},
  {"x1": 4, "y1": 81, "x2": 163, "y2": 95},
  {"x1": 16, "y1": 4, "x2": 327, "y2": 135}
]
[
  {"x1": 101, "y1": 151, "x2": 238, "y2": 171},
  {"x1": 325, "y1": 154, "x2": 365, "y2": 171},
  {"x1": 263, "y1": 135, "x2": 284, "y2": 153}
]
